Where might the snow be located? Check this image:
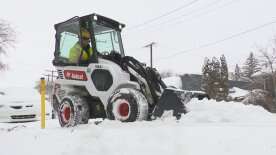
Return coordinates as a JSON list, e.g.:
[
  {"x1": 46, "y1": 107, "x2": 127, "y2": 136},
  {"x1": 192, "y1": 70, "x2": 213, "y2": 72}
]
[
  {"x1": 162, "y1": 76, "x2": 182, "y2": 89},
  {"x1": 1, "y1": 98, "x2": 276, "y2": 155},
  {"x1": 1, "y1": 78, "x2": 276, "y2": 155},
  {"x1": 252, "y1": 67, "x2": 272, "y2": 77},
  {"x1": 229, "y1": 87, "x2": 249, "y2": 98}
]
